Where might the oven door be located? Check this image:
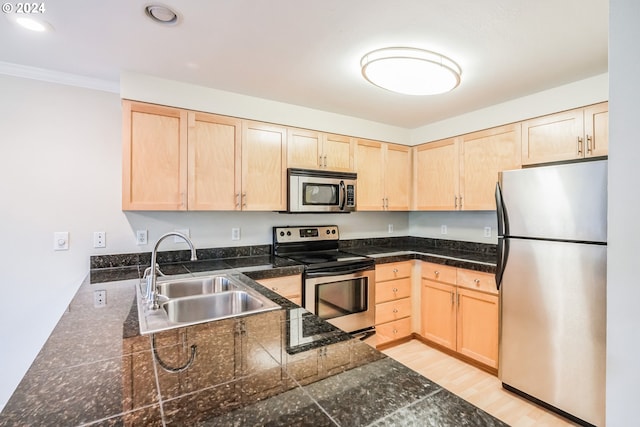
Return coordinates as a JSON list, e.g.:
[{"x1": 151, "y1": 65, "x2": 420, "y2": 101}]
[{"x1": 304, "y1": 268, "x2": 375, "y2": 333}]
